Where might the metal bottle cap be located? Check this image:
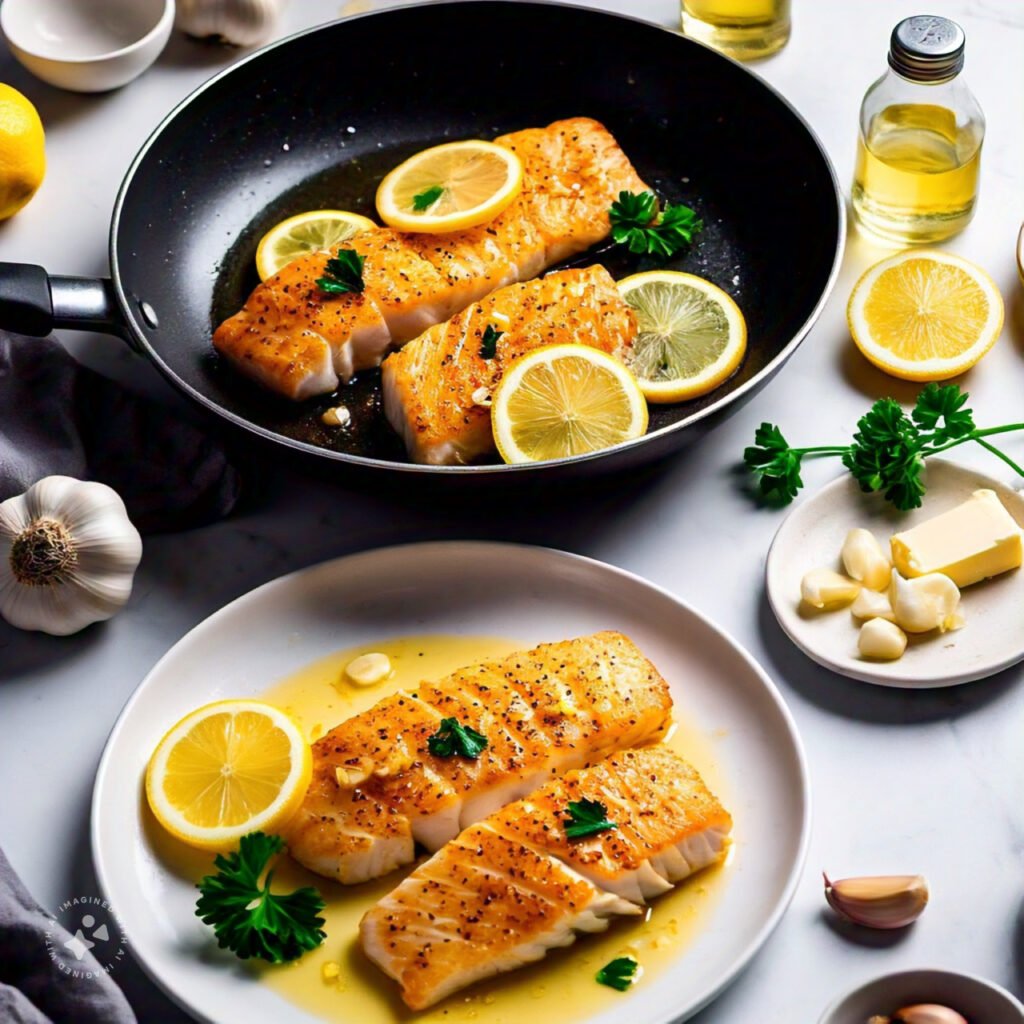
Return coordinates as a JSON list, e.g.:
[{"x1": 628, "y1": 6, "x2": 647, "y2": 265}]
[{"x1": 889, "y1": 15, "x2": 965, "y2": 82}]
